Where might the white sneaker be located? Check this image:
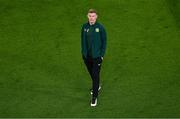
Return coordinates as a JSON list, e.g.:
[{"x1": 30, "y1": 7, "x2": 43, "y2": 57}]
[{"x1": 91, "y1": 97, "x2": 97, "y2": 107}]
